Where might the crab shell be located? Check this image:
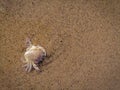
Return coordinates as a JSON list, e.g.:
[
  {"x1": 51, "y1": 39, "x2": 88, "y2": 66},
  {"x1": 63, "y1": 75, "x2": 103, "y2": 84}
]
[{"x1": 23, "y1": 45, "x2": 46, "y2": 72}]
